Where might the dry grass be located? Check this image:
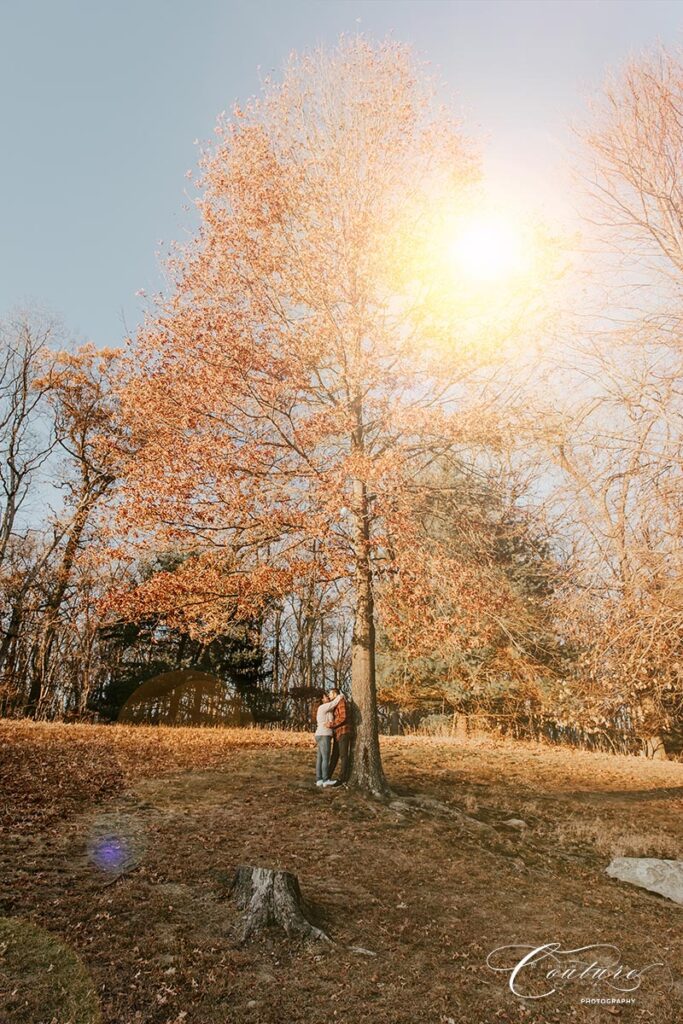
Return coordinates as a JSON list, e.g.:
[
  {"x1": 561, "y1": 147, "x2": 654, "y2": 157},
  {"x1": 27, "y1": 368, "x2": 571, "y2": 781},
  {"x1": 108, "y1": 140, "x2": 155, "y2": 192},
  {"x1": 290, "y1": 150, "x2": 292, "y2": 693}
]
[
  {"x1": 540, "y1": 817, "x2": 681, "y2": 861},
  {"x1": 2, "y1": 720, "x2": 683, "y2": 1024}
]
